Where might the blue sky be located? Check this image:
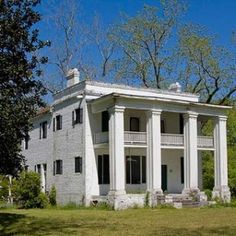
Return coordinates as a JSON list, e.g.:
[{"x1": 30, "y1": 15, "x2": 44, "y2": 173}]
[
  {"x1": 37, "y1": 0, "x2": 236, "y2": 102},
  {"x1": 75, "y1": 0, "x2": 236, "y2": 45}
]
